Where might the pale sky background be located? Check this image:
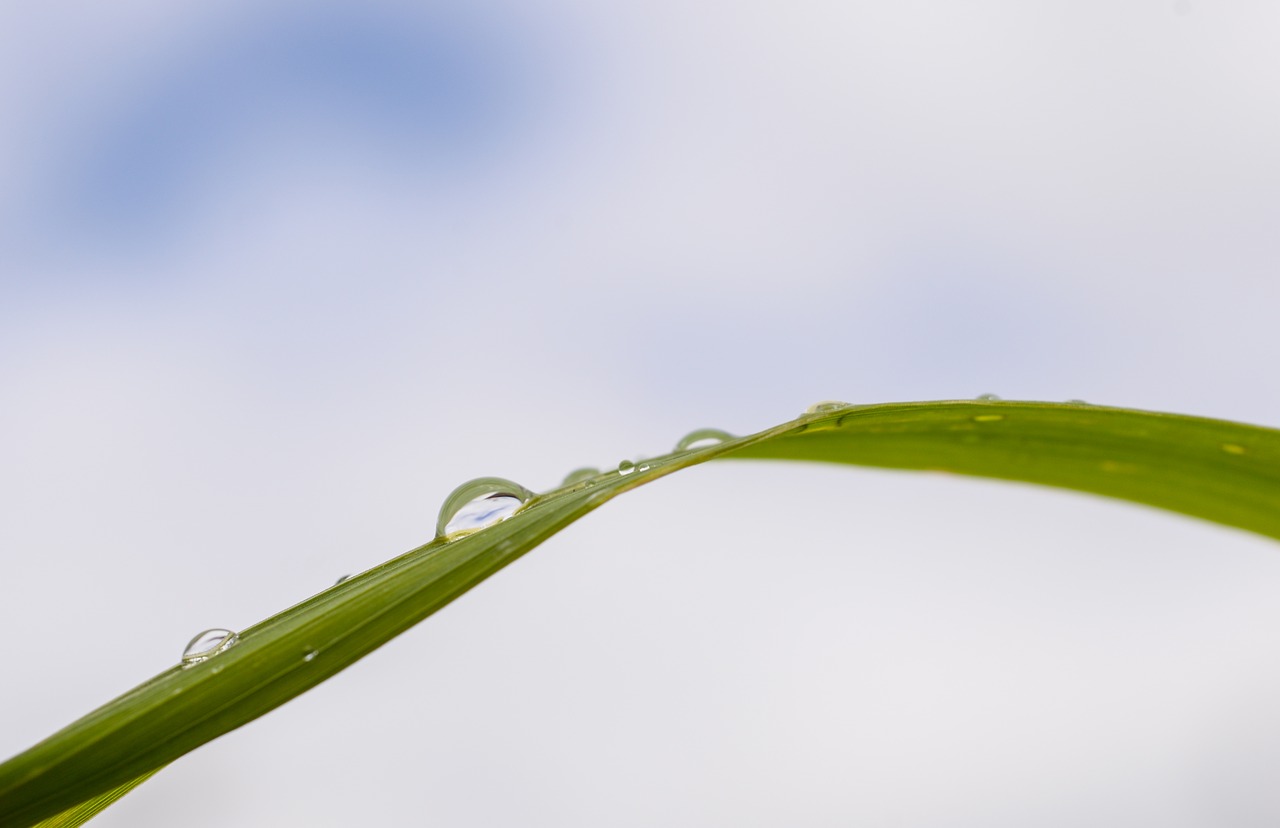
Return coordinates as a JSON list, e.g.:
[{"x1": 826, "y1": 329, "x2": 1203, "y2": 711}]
[{"x1": 4, "y1": 1, "x2": 1280, "y2": 825}]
